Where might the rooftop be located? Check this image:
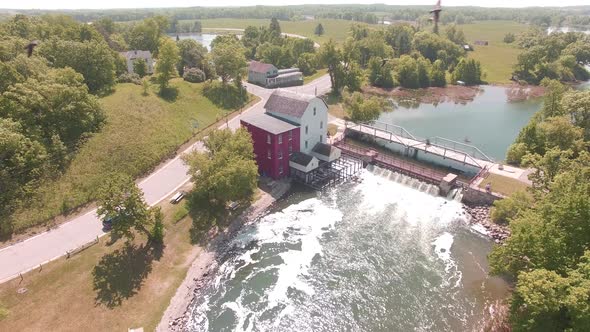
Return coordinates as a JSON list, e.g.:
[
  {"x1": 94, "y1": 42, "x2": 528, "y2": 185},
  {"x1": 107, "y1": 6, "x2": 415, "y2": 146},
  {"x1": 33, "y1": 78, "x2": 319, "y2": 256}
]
[
  {"x1": 249, "y1": 61, "x2": 276, "y2": 73},
  {"x1": 290, "y1": 152, "x2": 315, "y2": 166},
  {"x1": 312, "y1": 142, "x2": 337, "y2": 157},
  {"x1": 241, "y1": 112, "x2": 297, "y2": 135},
  {"x1": 120, "y1": 50, "x2": 152, "y2": 60},
  {"x1": 264, "y1": 90, "x2": 316, "y2": 119}
]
